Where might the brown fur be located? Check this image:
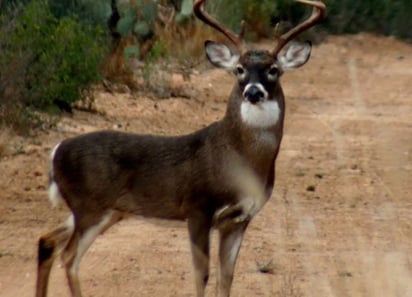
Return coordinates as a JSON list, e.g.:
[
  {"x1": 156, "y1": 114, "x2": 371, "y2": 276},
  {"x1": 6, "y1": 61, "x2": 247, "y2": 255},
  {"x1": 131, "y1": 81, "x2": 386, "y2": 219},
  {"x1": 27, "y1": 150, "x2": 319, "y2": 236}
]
[
  {"x1": 36, "y1": 54, "x2": 285, "y2": 297},
  {"x1": 35, "y1": 0, "x2": 325, "y2": 294}
]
